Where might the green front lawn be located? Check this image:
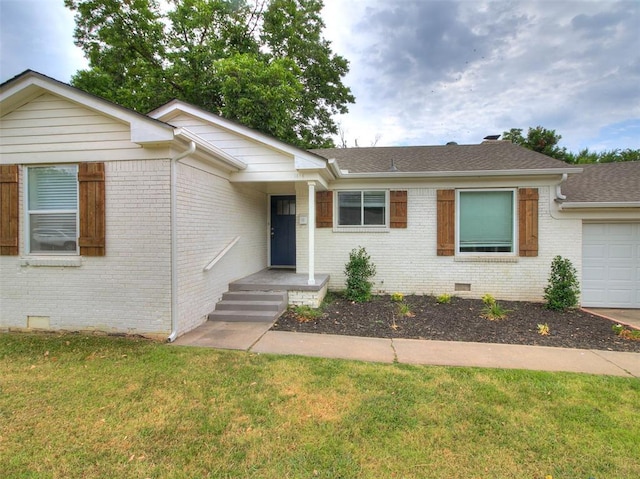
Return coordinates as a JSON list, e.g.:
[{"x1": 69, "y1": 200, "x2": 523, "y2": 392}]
[{"x1": 1, "y1": 333, "x2": 639, "y2": 478}]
